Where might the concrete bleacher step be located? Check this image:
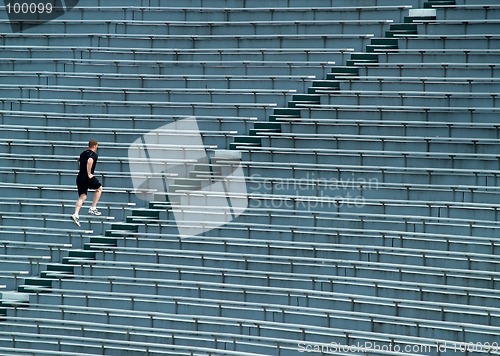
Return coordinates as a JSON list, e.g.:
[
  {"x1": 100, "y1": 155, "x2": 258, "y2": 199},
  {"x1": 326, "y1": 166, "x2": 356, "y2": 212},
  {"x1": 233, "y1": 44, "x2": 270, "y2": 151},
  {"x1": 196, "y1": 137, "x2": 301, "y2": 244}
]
[
  {"x1": 188, "y1": 164, "x2": 212, "y2": 179},
  {"x1": 288, "y1": 94, "x2": 321, "y2": 108},
  {"x1": 229, "y1": 135, "x2": 262, "y2": 150},
  {"x1": 231, "y1": 124, "x2": 285, "y2": 149},
  {"x1": 102, "y1": 229, "x2": 135, "y2": 240},
  {"x1": 366, "y1": 38, "x2": 399, "y2": 52},
  {"x1": 170, "y1": 178, "x2": 203, "y2": 191},
  {"x1": 44, "y1": 263, "x2": 74, "y2": 275},
  {"x1": 125, "y1": 209, "x2": 161, "y2": 224},
  {"x1": 61, "y1": 256, "x2": 96, "y2": 266},
  {"x1": 404, "y1": 9, "x2": 438, "y2": 23},
  {"x1": 269, "y1": 108, "x2": 301, "y2": 122},
  {"x1": 67, "y1": 250, "x2": 97, "y2": 260},
  {"x1": 109, "y1": 223, "x2": 139, "y2": 233},
  {"x1": 249, "y1": 122, "x2": 282, "y2": 136},
  {"x1": 83, "y1": 243, "x2": 117, "y2": 251},
  {"x1": 307, "y1": 80, "x2": 340, "y2": 94},
  {"x1": 39, "y1": 270, "x2": 73, "y2": 279},
  {"x1": 327, "y1": 66, "x2": 360, "y2": 80},
  {"x1": 83, "y1": 233, "x2": 121, "y2": 251},
  {"x1": 0, "y1": 292, "x2": 29, "y2": 308},
  {"x1": 386, "y1": 23, "x2": 419, "y2": 37},
  {"x1": 424, "y1": 0, "x2": 456, "y2": 8},
  {"x1": 231, "y1": 118, "x2": 284, "y2": 150},
  {"x1": 149, "y1": 201, "x2": 172, "y2": 210},
  {"x1": 102, "y1": 226, "x2": 139, "y2": 240},
  {"x1": 88, "y1": 236, "x2": 119, "y2": 247},
  {"x1": 17, "y1": 277, "x2": 52, "y2": 294},
  {"x1": 346, "y1": 53, "x2": 379, "y2": 66},
  {"x1": 0, "y1": 291, "x2": 29, "y2": 320}
]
